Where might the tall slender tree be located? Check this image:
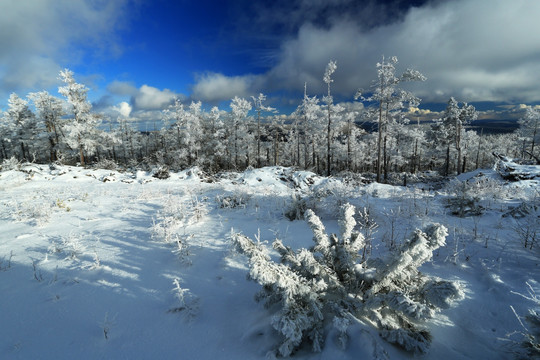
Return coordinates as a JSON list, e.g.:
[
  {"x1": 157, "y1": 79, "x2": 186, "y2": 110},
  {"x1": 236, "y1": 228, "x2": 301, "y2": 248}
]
[
  {"x1": 356, "y1": 56, "x2": 426, "y2": 182},
  {"x1": 518, "y1": 106, "x2": 540, "y2": 160},
  {"x1": 251, "y1": 93, "x2": 276, "y2": 168},
  {"x1": 229, "y1": 96, "x2": 252, "y2": 169},
  {"x1": 323, "y1": 60, "x2": 337, "y2": 176},
  {"x1": 28, "y1": 91, "x2": 66, "y2": 162},
  {"x1": 2, "y1": 93, "x2": 37, "y2": 161},
  {"x1": 431, "y1": 97, "x2": 477, "y2": 175},
  {"x1": 58, "y1": 69, "x2": 100, "y2": 166}
]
